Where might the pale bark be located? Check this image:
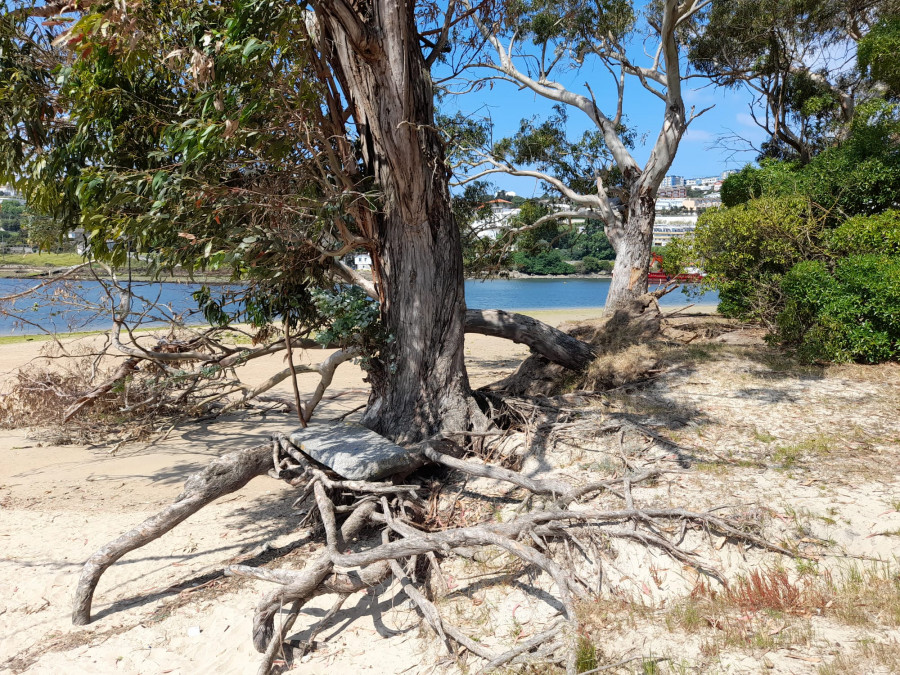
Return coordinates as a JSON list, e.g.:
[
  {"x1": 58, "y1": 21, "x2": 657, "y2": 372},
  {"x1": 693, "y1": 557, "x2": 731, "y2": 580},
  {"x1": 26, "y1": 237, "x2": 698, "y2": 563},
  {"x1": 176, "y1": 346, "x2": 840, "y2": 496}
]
[
  {"x1": 605, "y1": 195, "x2": 658, "y2": 312},
  {"x1": 461, "y1": 0, "x2": 695, "y2": 313},
  {"x1": 72, "y1": 443, "x2": 273, "y2": 625},
  {"x1": 464, "y1": 309, "x2": 595, "y2": 371}
]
